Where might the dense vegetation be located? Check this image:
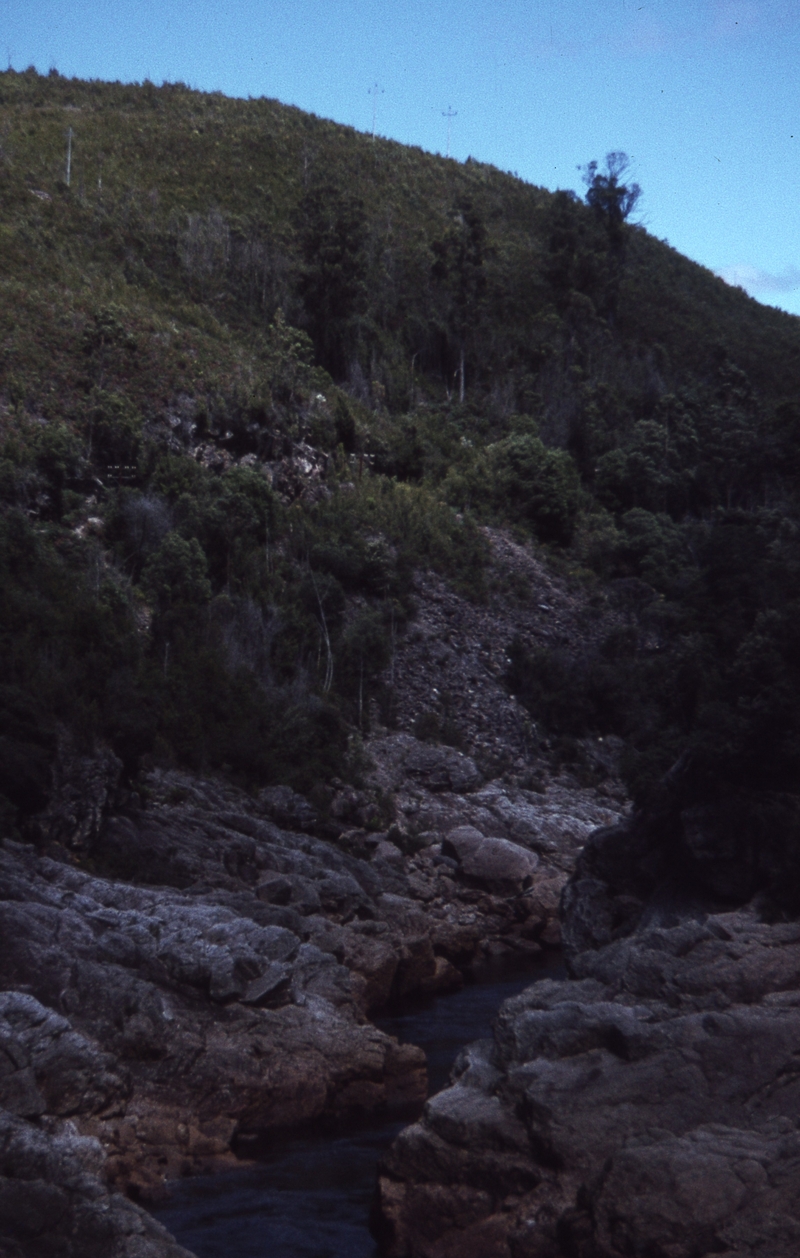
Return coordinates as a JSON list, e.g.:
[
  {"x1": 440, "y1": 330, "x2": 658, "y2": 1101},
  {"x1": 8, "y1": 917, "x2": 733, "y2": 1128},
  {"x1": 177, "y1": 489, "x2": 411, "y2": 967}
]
[{"x1": 3, "y1": 67, "x2": 800, "y2": 838}]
